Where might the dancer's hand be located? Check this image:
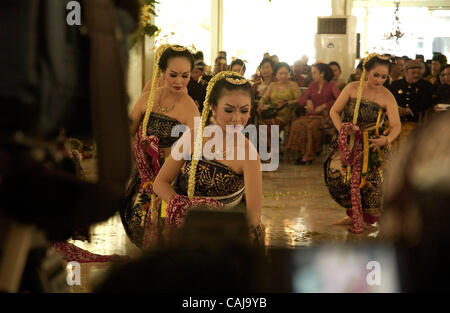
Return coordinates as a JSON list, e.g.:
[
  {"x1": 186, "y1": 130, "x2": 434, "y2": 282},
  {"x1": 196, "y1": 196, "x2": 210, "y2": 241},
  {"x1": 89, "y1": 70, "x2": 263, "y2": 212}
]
[
  {"x1": 153, "y1": 195, "x2": 161, "y2": 210},
  {"x1": 314, "y1": 104, "x2": 327, "y2": 114},
  {"x1": 277, "y1": 100, "x2": 287, "y2": 108},
  {"x1": 341, "y1": 123, "x2": 359, "y2": 135},
  {"x1": 306, "y1": 100, "x2": 314, "y2": 114},
  {"x1": 369, "y1": 135, "x2": 388, "y2": 148}
]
